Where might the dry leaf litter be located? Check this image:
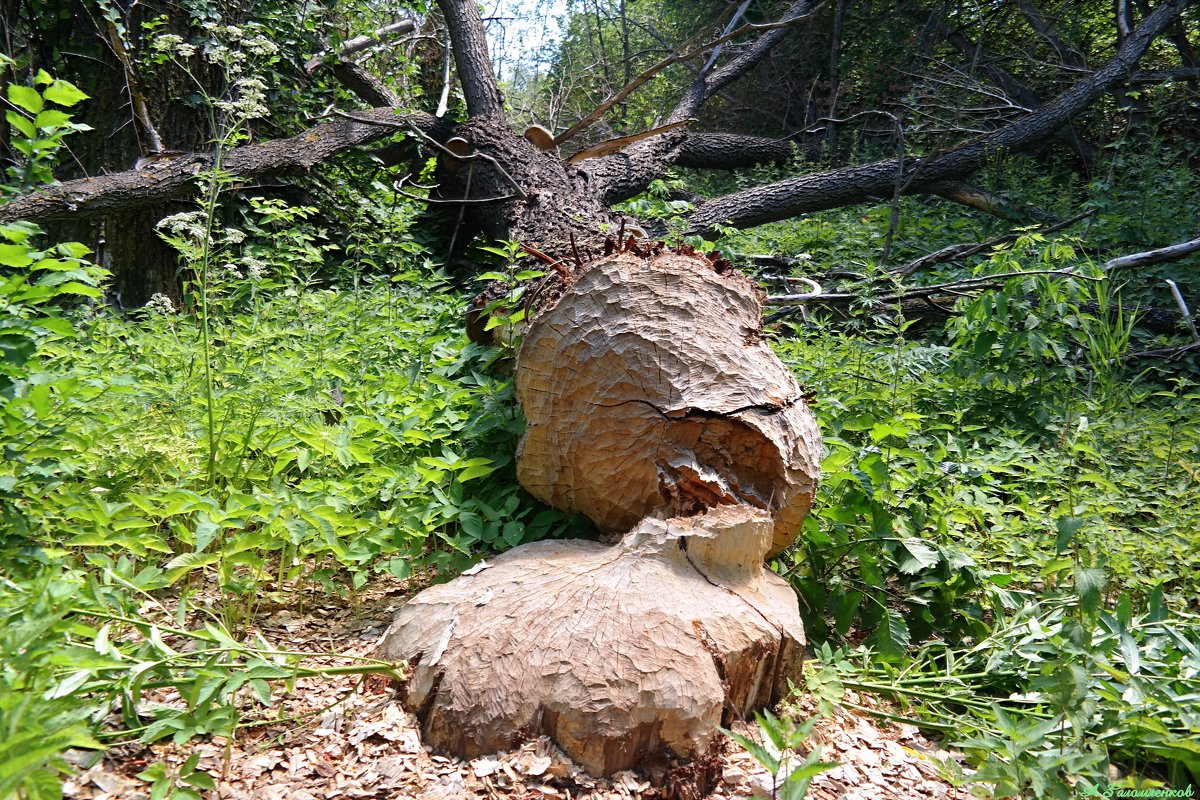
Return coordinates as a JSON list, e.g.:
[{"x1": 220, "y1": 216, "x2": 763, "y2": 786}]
[{"x1": 60, "y1": 576, "x2": 977, "y2": 799}]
